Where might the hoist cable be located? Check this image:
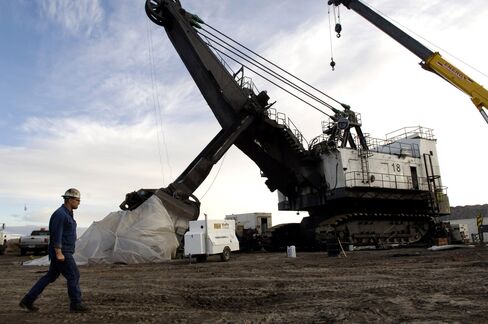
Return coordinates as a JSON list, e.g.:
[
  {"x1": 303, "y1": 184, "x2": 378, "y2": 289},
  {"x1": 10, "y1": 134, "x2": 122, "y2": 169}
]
[
  {"x1": 199, "y1": 29, "x2": 338, "y2": 114},
  {"x1": 205, "y1": 40, "x2": 332, "y2": 116},
  {"x1": 199, "y1": 28, "x2": 337, "y2": 113},
  {"x1": 208, "y1": 43, "x2": 333, "y2": 117},
  {"x1": 203, "y1": 23, "x2": 346, "y2": 107},
  {"x1": 333, "y1": 5, "x2": 337, "y2": 25},
  {"x1": 327, "y1": 5, "x2": 335, "y2": 65}
]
